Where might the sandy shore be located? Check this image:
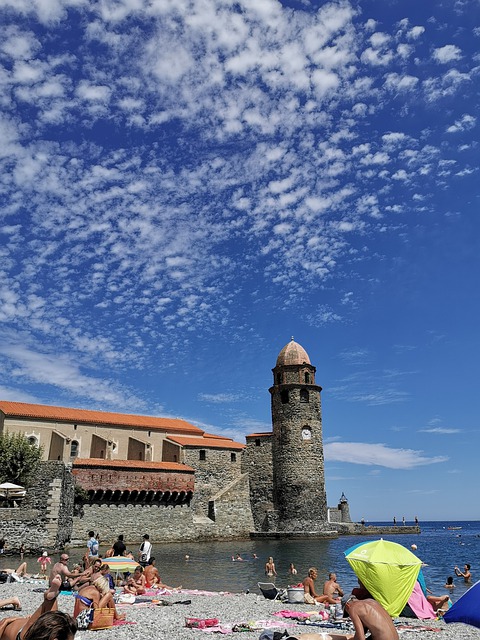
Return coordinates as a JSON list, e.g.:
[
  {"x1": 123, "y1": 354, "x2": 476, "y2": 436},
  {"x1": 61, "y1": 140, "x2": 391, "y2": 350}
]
[{"x1": 1, "y1": 581, "x2": 480, "y2": 640}]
